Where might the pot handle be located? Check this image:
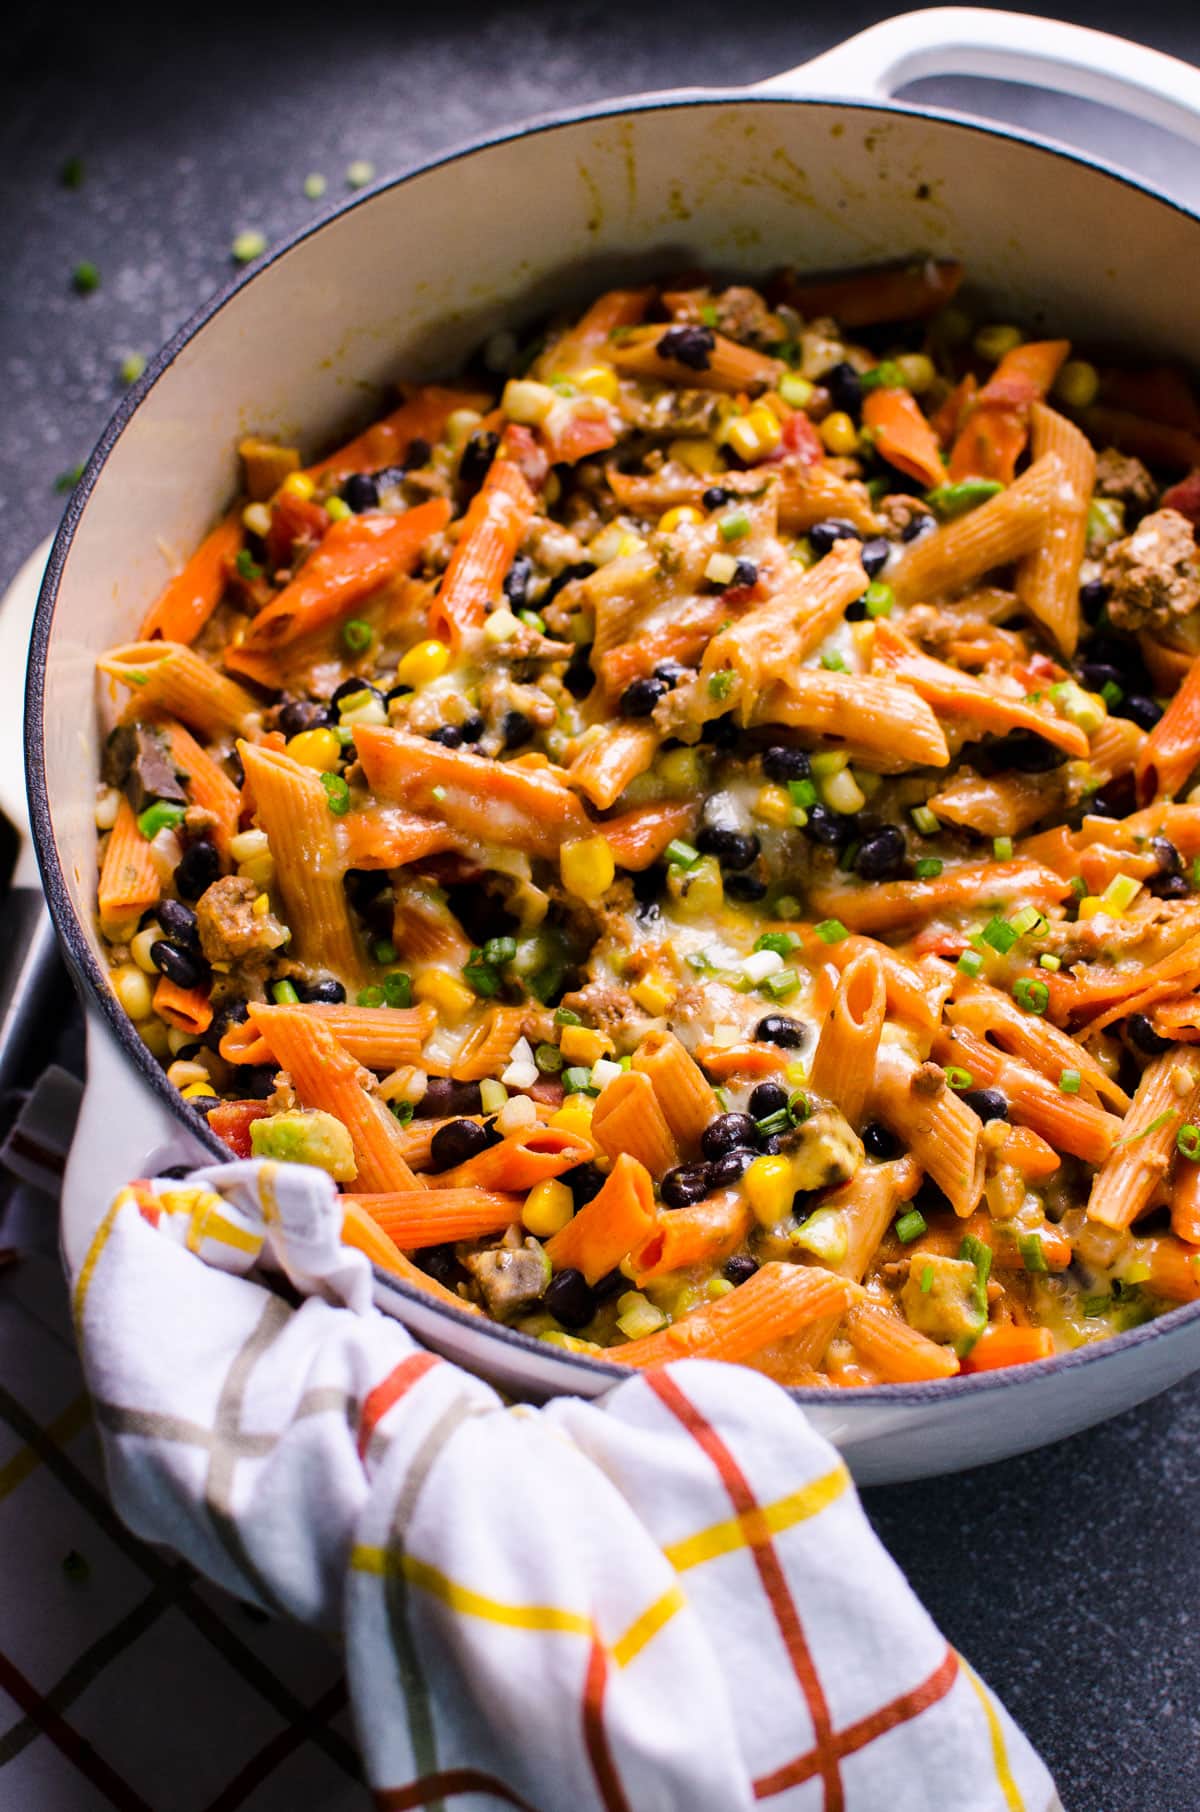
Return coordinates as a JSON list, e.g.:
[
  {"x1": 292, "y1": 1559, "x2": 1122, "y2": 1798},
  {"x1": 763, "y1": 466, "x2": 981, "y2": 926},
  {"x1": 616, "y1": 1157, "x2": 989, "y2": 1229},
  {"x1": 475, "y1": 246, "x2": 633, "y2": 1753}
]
[
  {"x1": 60, "y1": 1006, "x2": 209, "y2": 1276},
  {"x1": 757, "y1": 6, "x2": 1200, "y2": 146}
]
